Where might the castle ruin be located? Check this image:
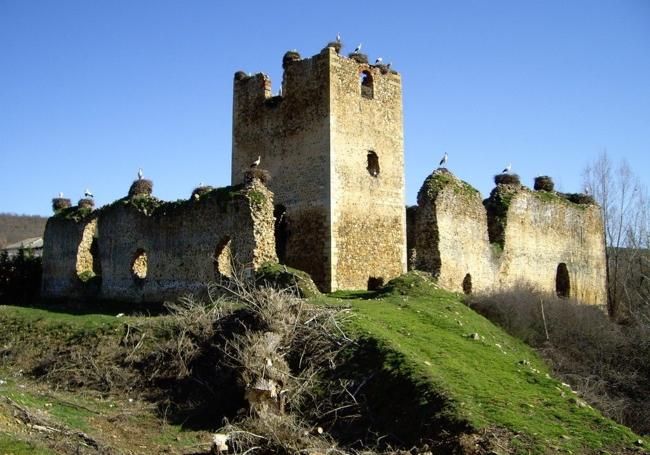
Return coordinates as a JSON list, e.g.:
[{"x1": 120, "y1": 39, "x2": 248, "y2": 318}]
[{"x1": 41, "y1": 44, "x2": 607, "y2": 305}]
